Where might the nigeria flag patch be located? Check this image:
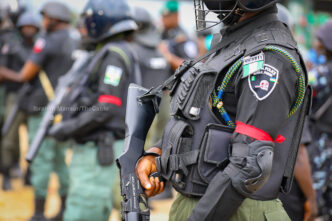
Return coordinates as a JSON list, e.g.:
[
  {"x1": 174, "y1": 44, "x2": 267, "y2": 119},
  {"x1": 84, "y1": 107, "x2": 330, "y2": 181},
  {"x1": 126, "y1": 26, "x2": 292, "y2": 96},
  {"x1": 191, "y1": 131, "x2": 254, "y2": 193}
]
[
  {"x1": 248, "y1": 64, "x2": 279, "y2": 101},
  {"x1": 242, "y1": 52, "x2": 264, "y2": 78}
]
